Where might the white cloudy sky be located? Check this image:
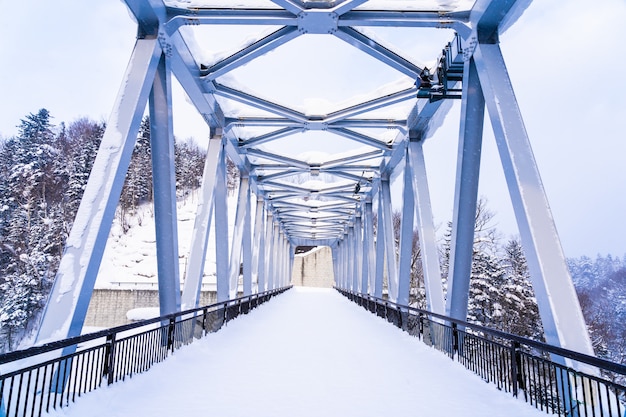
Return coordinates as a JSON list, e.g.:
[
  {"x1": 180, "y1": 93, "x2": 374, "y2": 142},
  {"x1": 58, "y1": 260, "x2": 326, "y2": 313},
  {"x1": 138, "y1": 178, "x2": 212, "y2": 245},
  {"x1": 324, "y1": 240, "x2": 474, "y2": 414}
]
[{"x1": 0, "y1": 0, "x2": 624, "y2": 258}]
